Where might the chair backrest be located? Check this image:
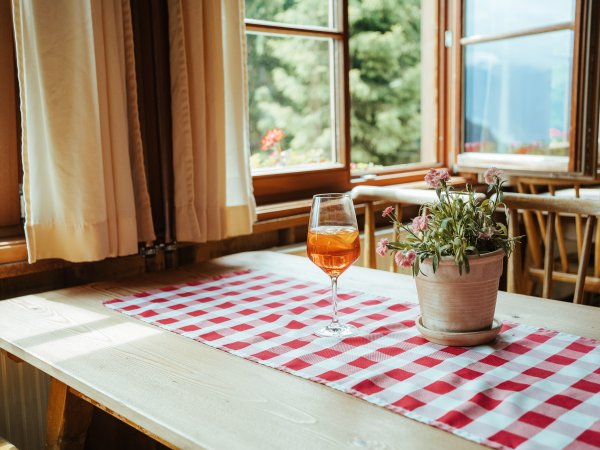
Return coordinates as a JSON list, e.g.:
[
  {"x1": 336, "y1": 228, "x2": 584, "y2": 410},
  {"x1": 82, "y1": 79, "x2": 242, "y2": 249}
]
[
  {"x1": 503, "y1": 192, "x2": 600, "y2": 304},
  {"x1": 515, "y1": 177, "x2": 600, "y2": 276}
]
